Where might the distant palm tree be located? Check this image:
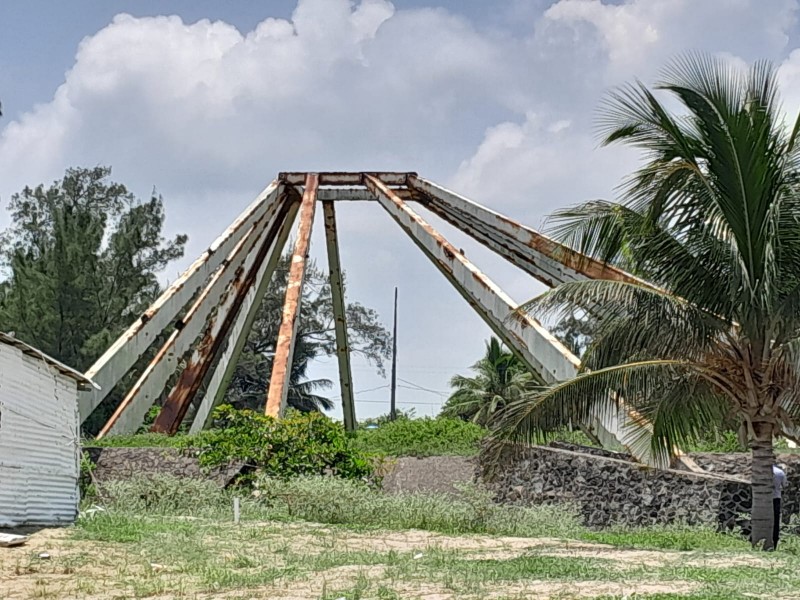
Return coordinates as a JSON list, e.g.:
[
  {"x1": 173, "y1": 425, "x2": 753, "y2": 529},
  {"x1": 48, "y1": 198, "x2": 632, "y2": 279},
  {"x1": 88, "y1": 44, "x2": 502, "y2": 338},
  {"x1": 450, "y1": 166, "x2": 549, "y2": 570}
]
[
  {"x1": 494, "y1": 54, "x2": 800, "y2": 549},
  {"x1": 442, "y1": 337, "x2": 533, "y2": 426},
  {"x1": 226, "y1": 337, "x2": 333, "y2": 413}
]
